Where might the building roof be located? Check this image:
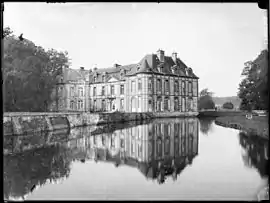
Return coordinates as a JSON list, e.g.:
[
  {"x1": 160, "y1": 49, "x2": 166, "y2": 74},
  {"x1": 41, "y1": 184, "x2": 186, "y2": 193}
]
[{"x1": 61, "y1": 51, "x2": 199, "y2": 83}]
